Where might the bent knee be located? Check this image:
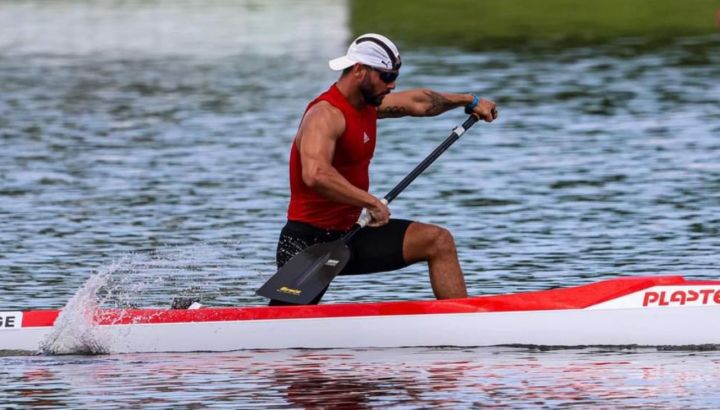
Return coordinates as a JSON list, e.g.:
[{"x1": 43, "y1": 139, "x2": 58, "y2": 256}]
[
  {"x1": 411, "y1": 223, "x2": 455, "y2": 256},
  {"x1": 429, "y1": 226, "x2": 456, "y2": 254},
  {"x1": 405, "y1": 223, "x2": 456, "y2": 260}
]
